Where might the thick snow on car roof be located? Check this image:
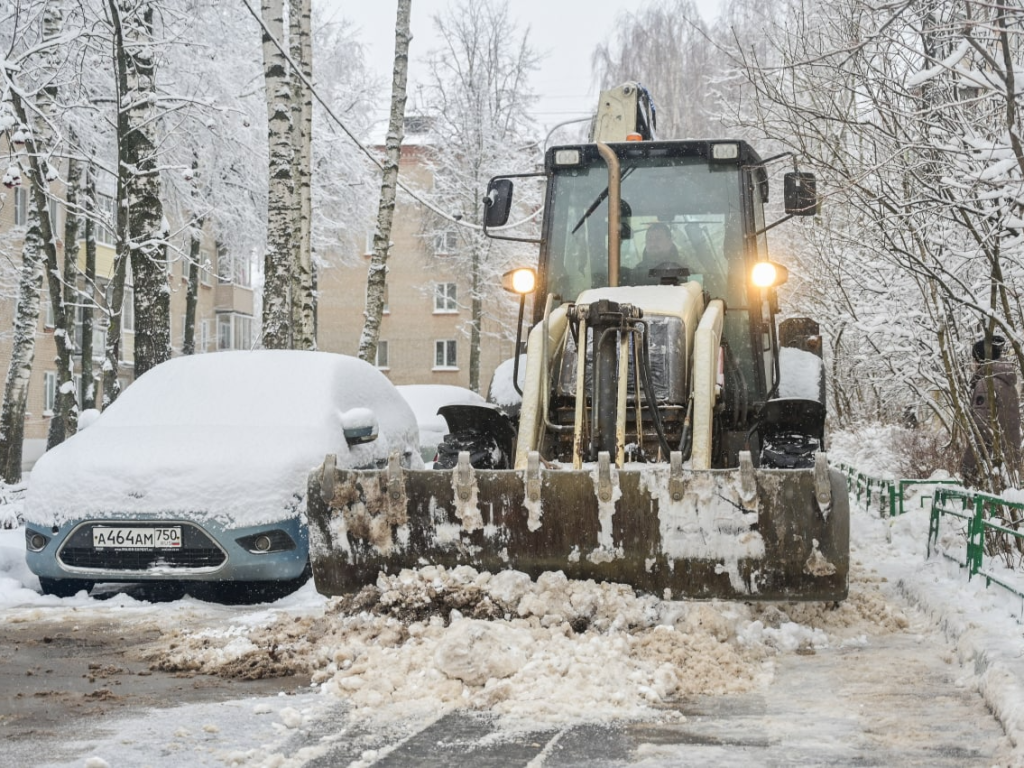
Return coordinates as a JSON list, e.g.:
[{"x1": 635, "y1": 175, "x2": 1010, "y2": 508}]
[{"x1": 25, "y1": 351, "x2": 421, "y2": 527}]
